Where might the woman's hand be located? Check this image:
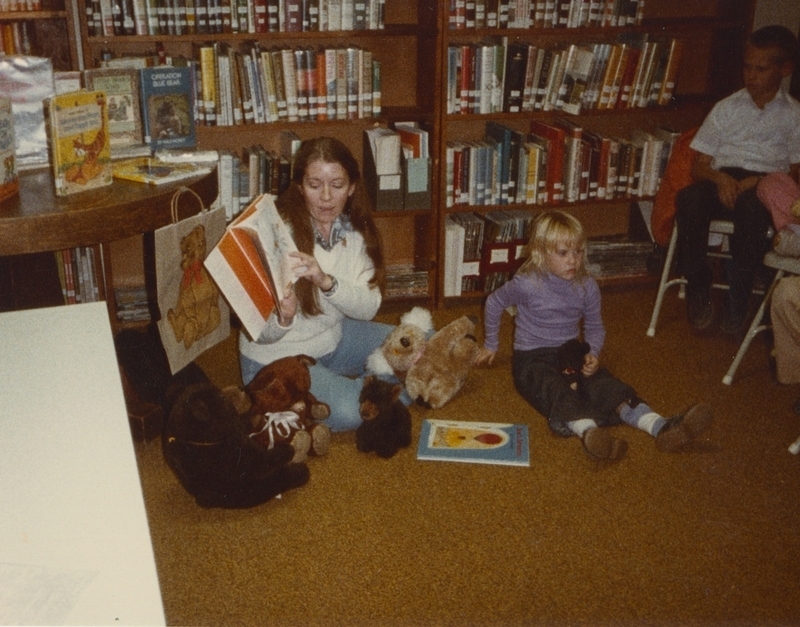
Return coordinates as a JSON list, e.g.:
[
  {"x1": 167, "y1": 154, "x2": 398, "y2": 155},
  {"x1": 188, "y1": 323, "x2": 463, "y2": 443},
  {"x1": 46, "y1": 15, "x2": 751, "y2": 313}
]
[
  {"x1": 288, "y1": 251, "x2": 334, "y2": 291},
  {"x1": 276, "y1": 285, "x2": 298, "y2": 326},
  {"x1": 474, "y1": 346, "x2": 496, "y2": 367},
  {"x1": 582, "y1": 353, "x2": 599, "y2": 377}
]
